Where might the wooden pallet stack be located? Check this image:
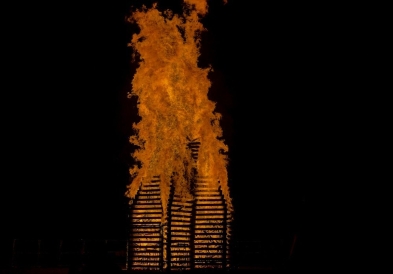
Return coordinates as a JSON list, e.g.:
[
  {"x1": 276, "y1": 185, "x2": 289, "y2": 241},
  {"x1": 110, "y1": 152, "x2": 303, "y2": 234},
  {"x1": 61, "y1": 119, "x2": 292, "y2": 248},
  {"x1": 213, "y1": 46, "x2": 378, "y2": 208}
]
[
  {"x1": 166, "y1": 191, "x2": 194, "y2": 271},
  {"x1": 193, "y1": 176, "x2": 231, "y2": 269},
  {"x1": 129, "y1": 176, "x2": 163, "y2": 271},
  {"x1": 128, "y1": 141, "x2": 232, "y2": 271}
]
